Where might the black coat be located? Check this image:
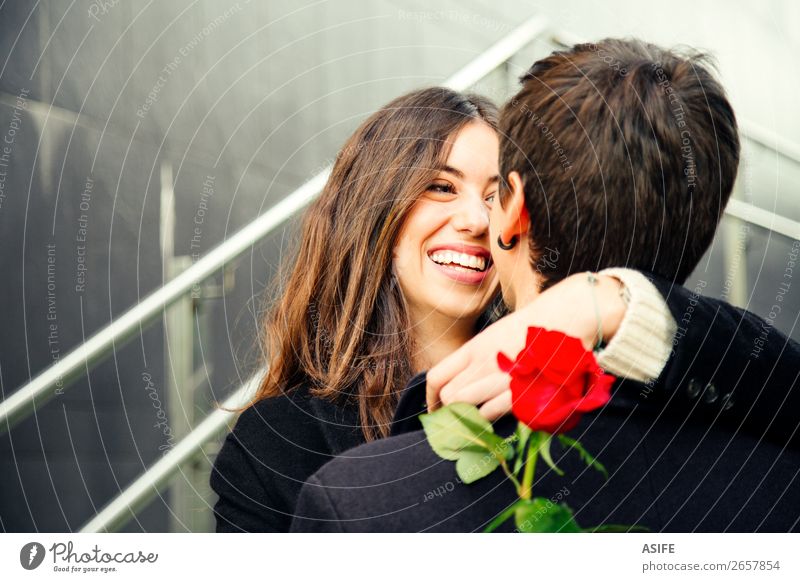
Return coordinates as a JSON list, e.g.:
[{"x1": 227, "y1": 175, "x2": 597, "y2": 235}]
[
  {"x1": 209, "y1": 383, "x2": 365, "y2": 532},
  {"x1": 290, "y1": 277, "x2": 800, "y2": 532}
]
